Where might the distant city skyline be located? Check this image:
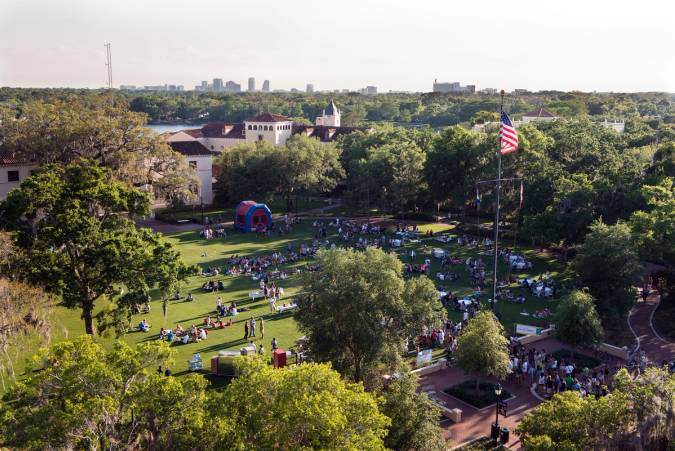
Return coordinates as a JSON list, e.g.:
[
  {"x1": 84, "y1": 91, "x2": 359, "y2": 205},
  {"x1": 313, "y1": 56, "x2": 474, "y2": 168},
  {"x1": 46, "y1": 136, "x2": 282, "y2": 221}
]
[{"x1": 1, "y1": 0, "x2": 673, "y2": 93}]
